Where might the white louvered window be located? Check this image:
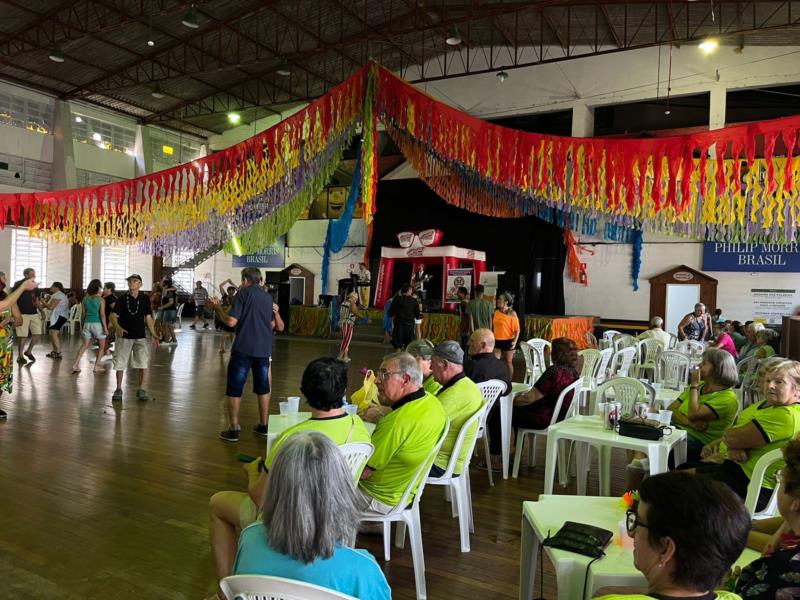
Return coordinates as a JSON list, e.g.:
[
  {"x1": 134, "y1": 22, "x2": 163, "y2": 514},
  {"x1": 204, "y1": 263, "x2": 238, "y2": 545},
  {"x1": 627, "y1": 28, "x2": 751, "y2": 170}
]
[
  {"x1": 11, "y1": 228, "x2": 47, "y2": 285},
  {"x1": 0, "y1": 92, "x2": 53, "y2": 134},
  {"x1": 150, "y1": 127, "x2": 205, "y2": 166},
  {"x1": 101, "y1": 245, "x2": 130, "y2": 290},
  {"x1": 72, "y1": 112, "x2": 136, "y2": 155},
  {"x1": 82, "y1": 244, "x2": 93, "y2": 289}
]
